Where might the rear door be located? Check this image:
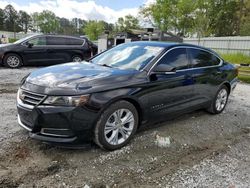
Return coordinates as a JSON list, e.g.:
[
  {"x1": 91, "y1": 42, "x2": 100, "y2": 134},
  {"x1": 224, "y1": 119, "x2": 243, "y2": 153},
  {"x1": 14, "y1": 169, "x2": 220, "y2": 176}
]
[
  {"x1": 147, "y1": 47, "x2": 195, "y2": 119},
  {"x1": 46, "y1": 36, "x2": 70, "y2": 64},
  {"x1": 187, "y1": 48, "x2": 223, "y2": 105},
  {"x1": 46, "y1": 36, "x2": 86, "y2": 64}
]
